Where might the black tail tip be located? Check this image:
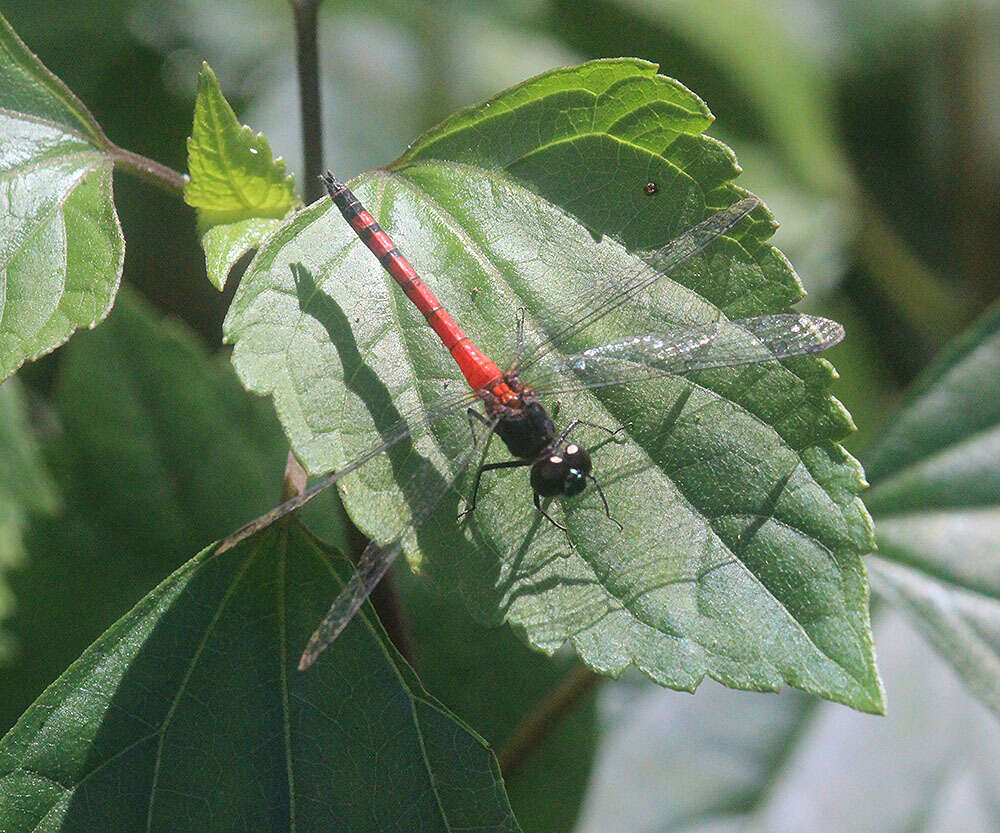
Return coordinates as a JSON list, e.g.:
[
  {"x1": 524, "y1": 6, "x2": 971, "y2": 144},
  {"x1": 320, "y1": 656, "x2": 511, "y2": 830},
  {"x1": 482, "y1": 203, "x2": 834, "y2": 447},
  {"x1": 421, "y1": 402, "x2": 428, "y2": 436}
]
[{"x1": 320, "y1": 170, "x2": 345, "y2": 196}]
